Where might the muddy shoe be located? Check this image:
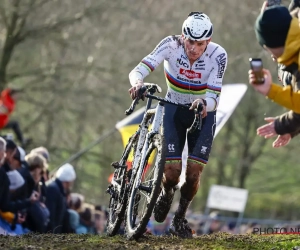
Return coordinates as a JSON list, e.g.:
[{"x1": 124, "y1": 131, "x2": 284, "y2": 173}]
[
  {"x1": 169, "y1": 216, "x2": 195, "y2": 238},
  {"x1": 153, "y1": 189, "x2": 174, "y2": 223}
]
